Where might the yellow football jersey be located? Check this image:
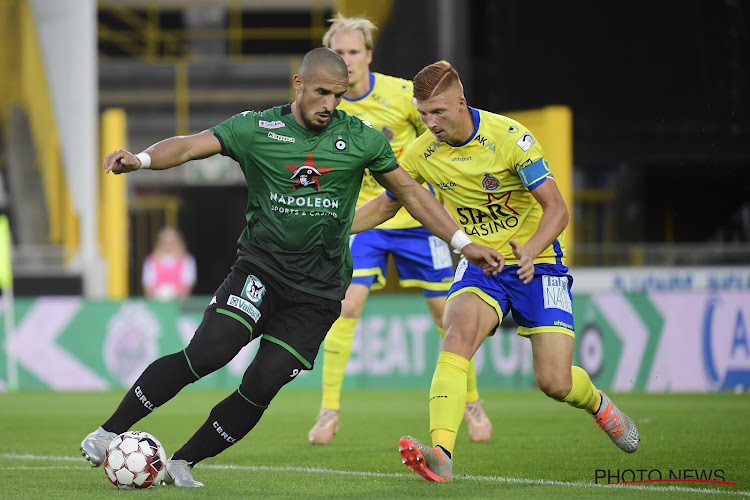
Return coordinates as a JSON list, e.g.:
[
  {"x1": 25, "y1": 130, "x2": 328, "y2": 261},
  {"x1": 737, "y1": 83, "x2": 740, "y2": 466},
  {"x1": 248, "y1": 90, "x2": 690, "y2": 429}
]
[
  {"x1": 400, "y1": 107, "x2": 567, "y2": 266},
  {"x1": 339, "y1": 72, "x2": 428, "y2": 229}
]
